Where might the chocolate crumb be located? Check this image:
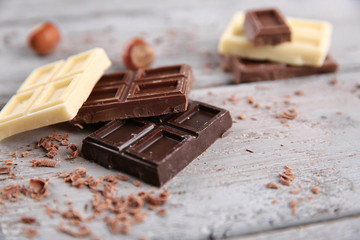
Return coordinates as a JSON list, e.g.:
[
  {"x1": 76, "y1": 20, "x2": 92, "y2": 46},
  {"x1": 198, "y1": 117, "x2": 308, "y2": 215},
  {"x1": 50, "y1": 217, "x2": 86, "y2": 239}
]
[
  {"x1": 272, "y1": 199, "x2": 278, "y2": 204},
  {"x1": 266, "y1": 182, "x2": 279, "y2": 189},
  {"x1": 10, "y1": 151, "x2": 18, "y2": 158},
  {"x1": 284, "y1": 100, "x2": 291, "y2": 105},
  {"x1": 246, "y1": 149, "x2": 254, "y2": 153},
  {"x1": 21, "y1": 216, "x2": 37, "y2": 224},
  {"x1": 295, "y1": 90, "x2": 304, "y2": 96},
  {"x1": 133, "y1": 180, "x2": 141, "y2": 187},
  {"x1": 330, "y1": 78, "x2": 338, "y2": 85},
  {"x1": 157, "y1": 208, "x2": 166, "y2": 217},
  {"x1": 311, "y1": 186, "x2": 321, "y2": 194},
  {"x1": 22, "y1": 227, "x2": 39, "y2": 238},
  {"x1": 290, "y1": 188, "x2": 301, "y2": 194},
  {"x1": 22, "y1": 151, "x2": 30, "y2": 158},
  {"x1": 251, "y1": 117, "x2": 257, "y2": 121},
  {"x1": 289, "y1": 199, "x2": 298, "y2": 215},
  {"x1": 280, "y1": 177, "x2": 291, "y2": 186},
  {"x1": 247, "y1": 96, "x2": 254, "y2": 104},
  {"x1": 237, "y1": 114, "x2": 245, "y2": 120},
  {"x1": 139, "y1": 237, "x2": 149, "y2": 240}
]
